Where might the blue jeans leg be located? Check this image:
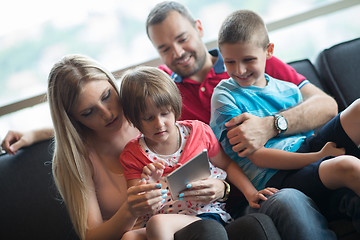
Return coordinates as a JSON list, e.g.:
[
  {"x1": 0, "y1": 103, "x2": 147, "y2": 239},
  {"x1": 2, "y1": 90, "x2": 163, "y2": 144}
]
[{"x1": 246, "y1": 188, "x2": 336, "y2": 240}]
